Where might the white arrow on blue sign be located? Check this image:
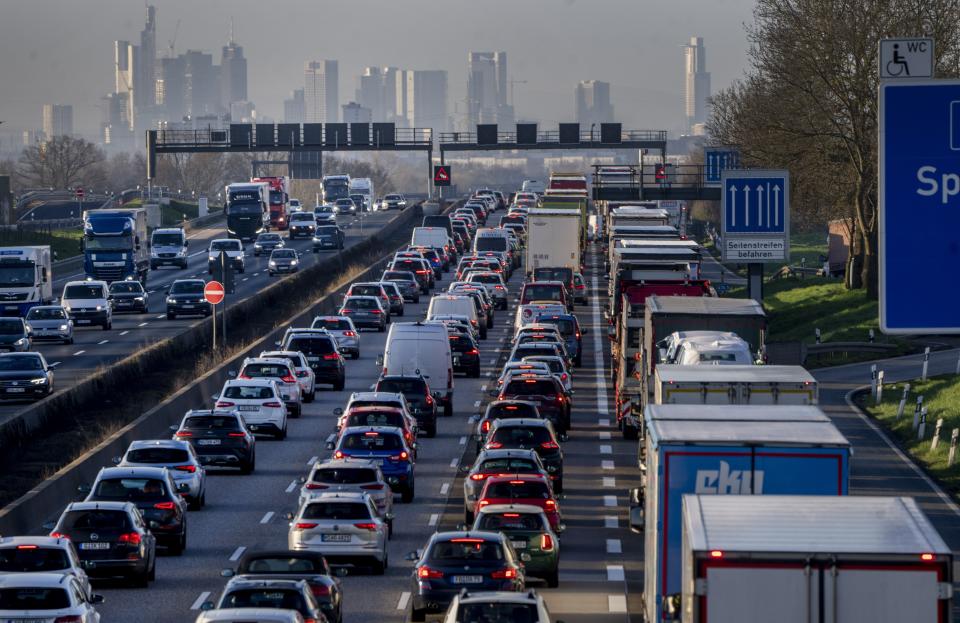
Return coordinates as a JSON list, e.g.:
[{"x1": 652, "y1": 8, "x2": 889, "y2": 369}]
[
  {"x1": 704, "y1": 147, "x2": 740, "y2": 184},
  {"x1": 722, "y1": 172, "x2": 788, "y2": 234}
]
